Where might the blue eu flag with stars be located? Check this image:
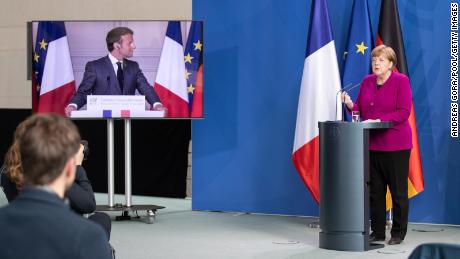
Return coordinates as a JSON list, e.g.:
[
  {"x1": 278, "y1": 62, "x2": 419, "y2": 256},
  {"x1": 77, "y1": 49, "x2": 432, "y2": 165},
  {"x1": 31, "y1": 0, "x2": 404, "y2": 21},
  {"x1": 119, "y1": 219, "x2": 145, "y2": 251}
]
[{"x1": 342, "y1": 0, "x2": 373, "y2": 121}]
